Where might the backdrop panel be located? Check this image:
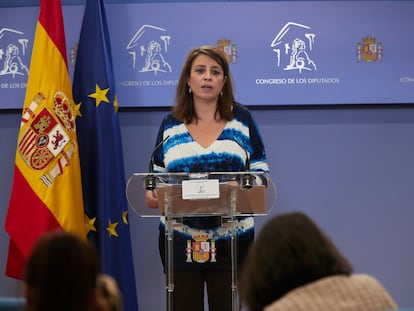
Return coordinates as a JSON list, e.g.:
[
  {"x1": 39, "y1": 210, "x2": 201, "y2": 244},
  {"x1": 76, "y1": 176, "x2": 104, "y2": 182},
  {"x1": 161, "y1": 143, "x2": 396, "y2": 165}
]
[{"x1": 1, "y1": 1, "x2": 413, "y2": 108}]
